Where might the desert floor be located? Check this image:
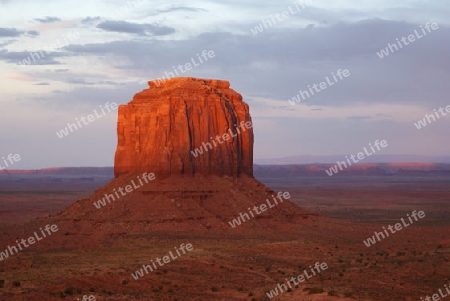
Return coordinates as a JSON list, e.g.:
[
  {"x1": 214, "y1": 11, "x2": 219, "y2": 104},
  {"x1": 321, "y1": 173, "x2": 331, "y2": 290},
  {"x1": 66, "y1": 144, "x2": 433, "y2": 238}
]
[{"x1": 0, "y1": 174, "x2": 449, "y2": 301}]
